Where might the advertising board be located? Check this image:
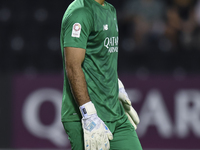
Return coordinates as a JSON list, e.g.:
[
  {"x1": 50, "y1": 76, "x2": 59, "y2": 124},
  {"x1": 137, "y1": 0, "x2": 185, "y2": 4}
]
[{"x1": 12, "y1": 74, "x2": 200, "y2": 149}]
